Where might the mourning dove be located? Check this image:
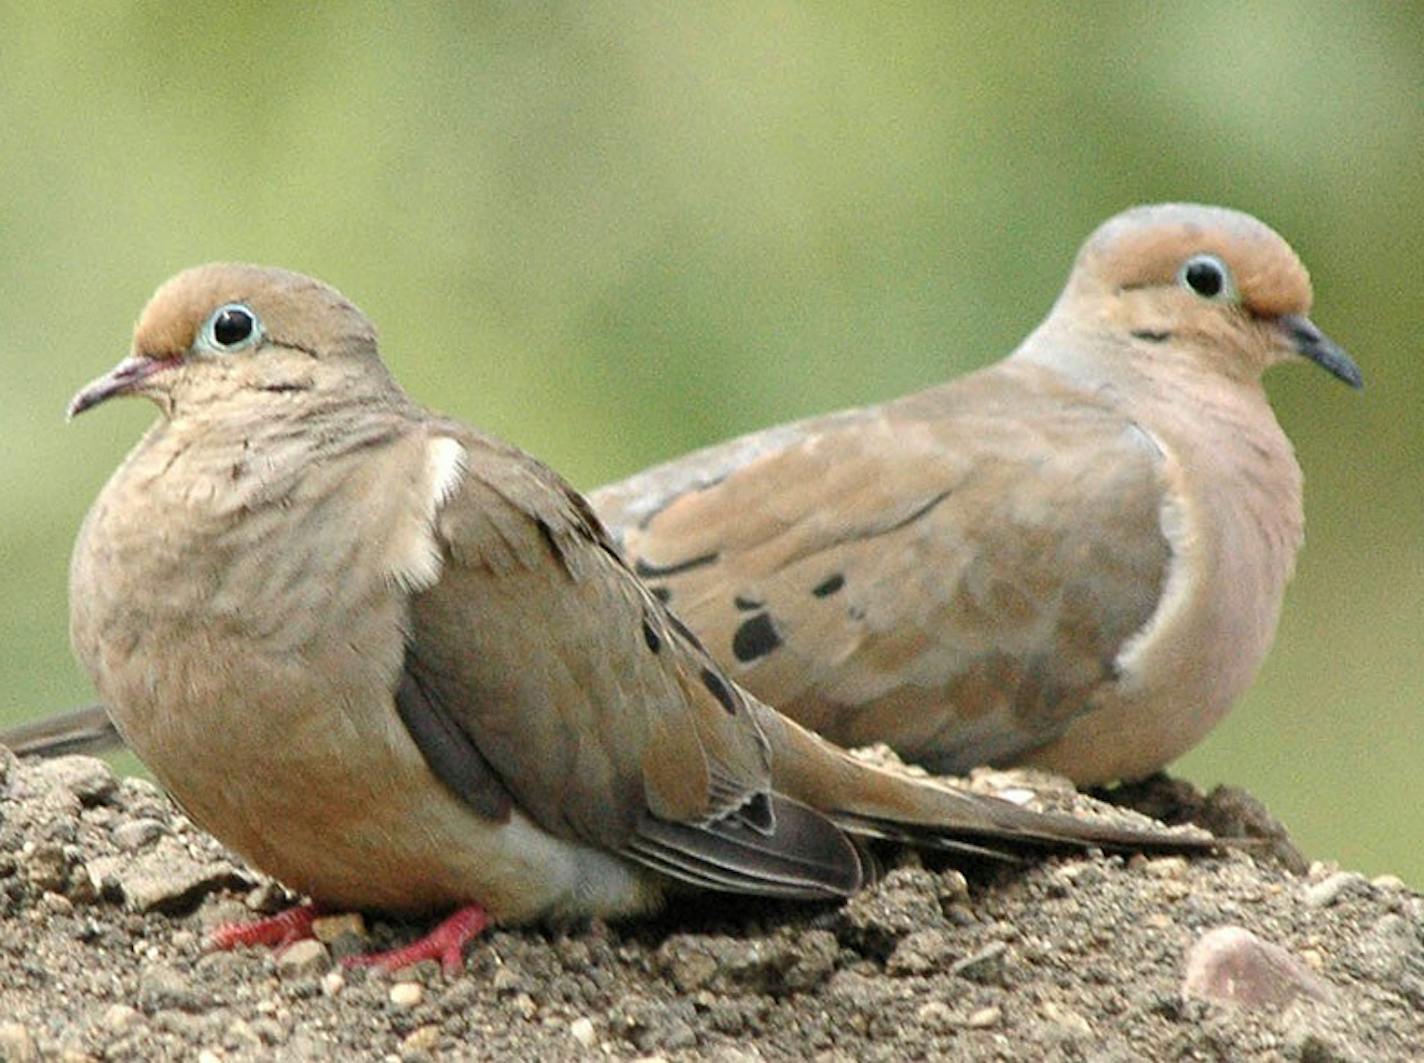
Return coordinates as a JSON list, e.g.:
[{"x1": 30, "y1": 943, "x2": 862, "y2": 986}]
[
  {"x1": 593, "y1": 203, "x2": 1361, "y2": 785},
  {"x1": 12, "y1": 205, "x2": 1359, "y2": 789},
  {"x1": 65, "y1": 264, "x2": 1206, "y2": 971}
]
